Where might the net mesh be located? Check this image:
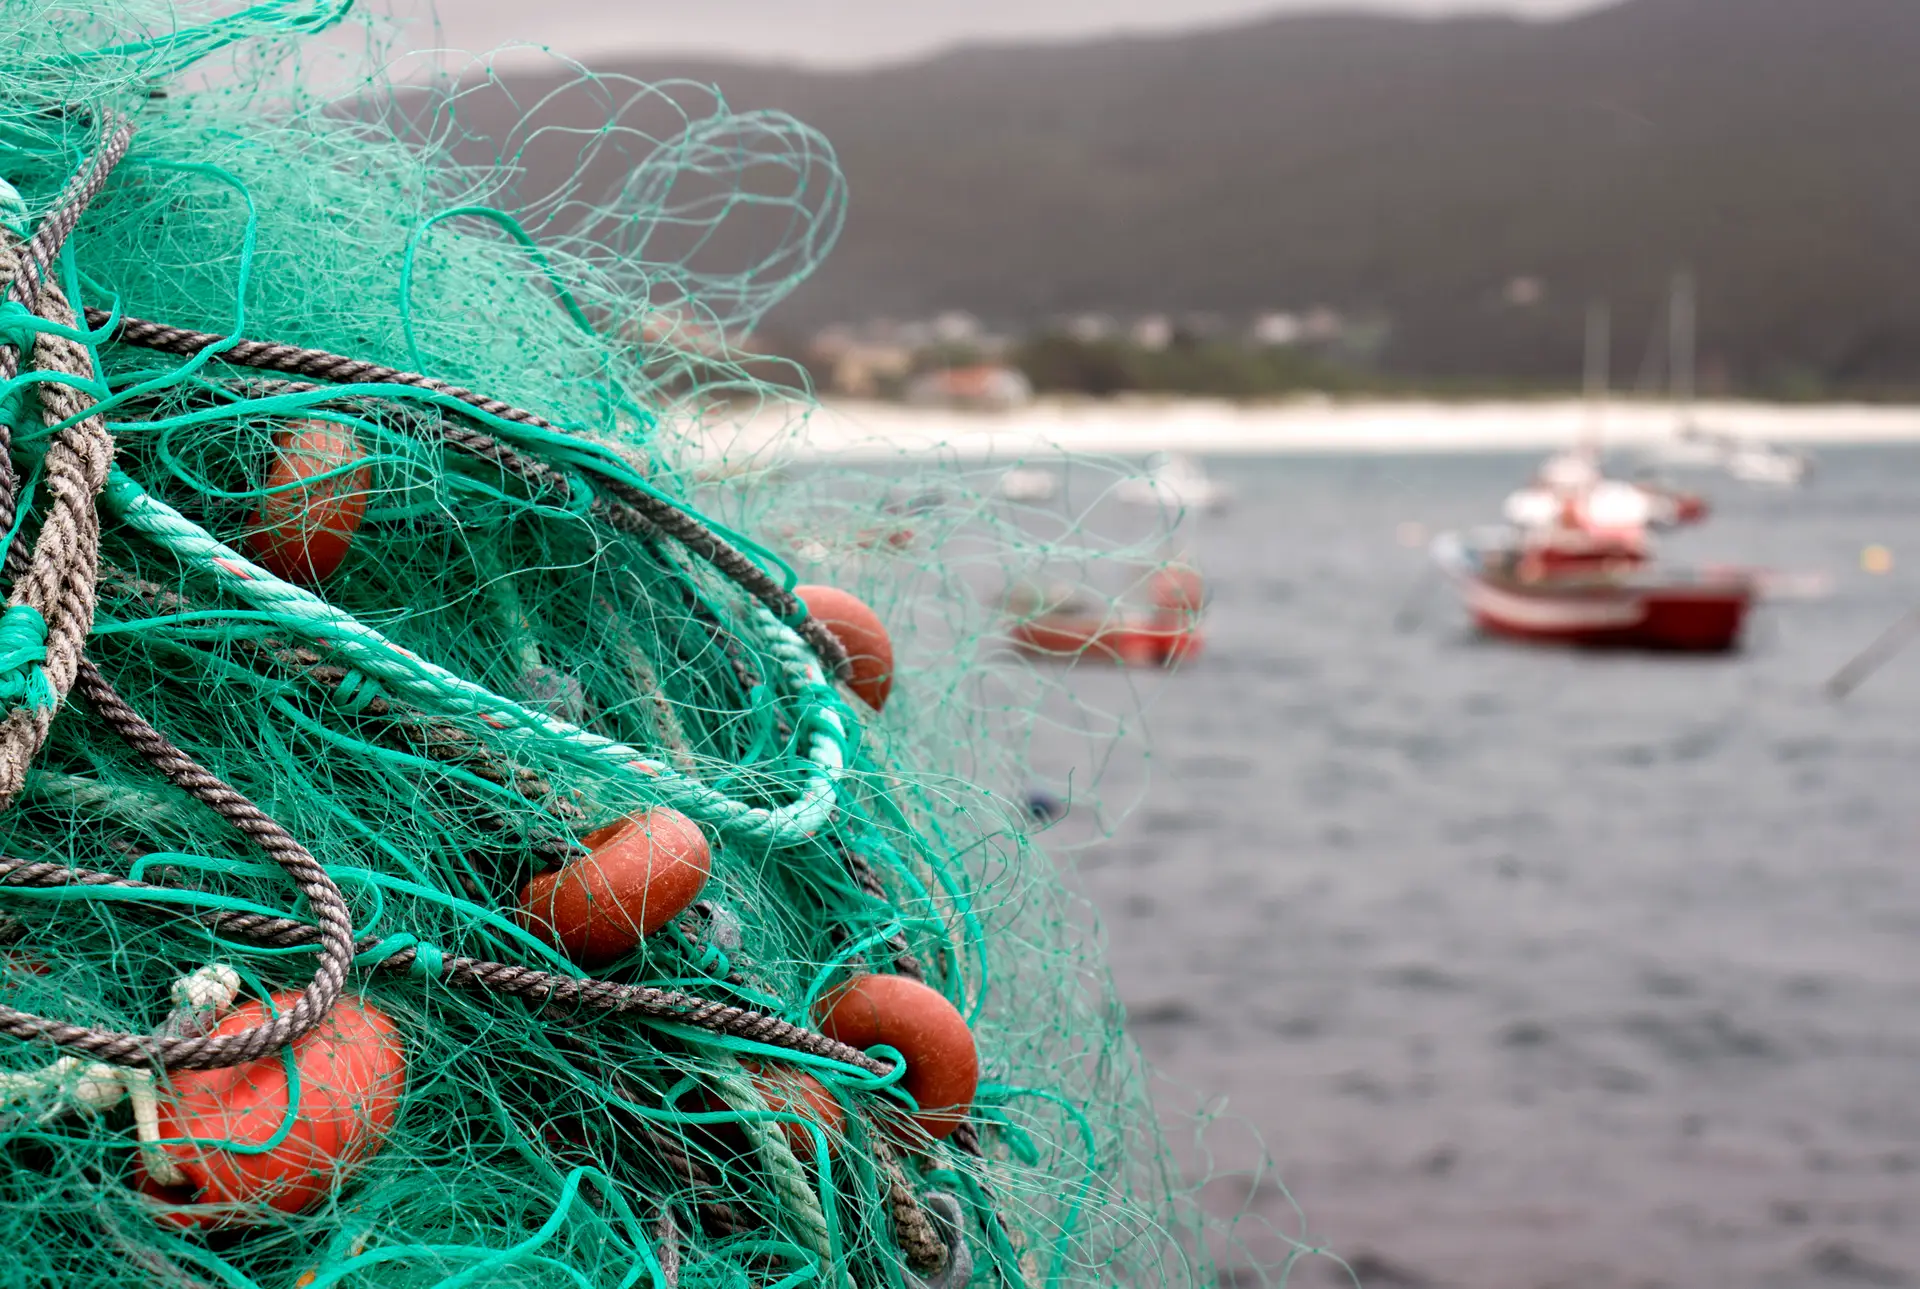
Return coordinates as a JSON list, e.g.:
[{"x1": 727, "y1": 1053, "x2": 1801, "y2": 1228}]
[{"x1": 0, "y1": 5, "x2": 1310, "y2": 1287}]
